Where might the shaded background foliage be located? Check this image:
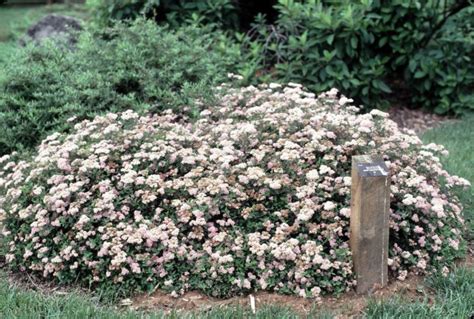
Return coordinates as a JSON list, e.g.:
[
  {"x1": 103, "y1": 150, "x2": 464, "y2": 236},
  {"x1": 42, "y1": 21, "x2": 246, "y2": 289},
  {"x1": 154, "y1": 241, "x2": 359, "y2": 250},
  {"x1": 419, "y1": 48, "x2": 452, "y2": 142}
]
[
  {"x1": 88, "y1": 0, "x2": 278, "y2": 30},
  {"x1": 90, "y1": 0, "x2": 474, "y2": 113}
]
